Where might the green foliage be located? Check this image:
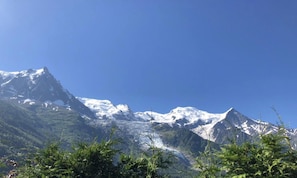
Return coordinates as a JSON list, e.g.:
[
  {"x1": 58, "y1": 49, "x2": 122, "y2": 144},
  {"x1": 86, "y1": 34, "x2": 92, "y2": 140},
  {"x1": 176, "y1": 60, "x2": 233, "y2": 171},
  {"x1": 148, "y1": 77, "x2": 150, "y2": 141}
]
[
  {"x1": 17, "y1": 137, "x2": 172, "y2": 178},
  {"x1": 70, "y1": 139, "x2": 119, "y2": 178},
  {"x1": 196, "y1": 127, "x2": 297, "y2": 178},
  {"x1": 0, "y1": 160, "x2": 6, "y2": 177},
  {"x1": 18, "y1": 142, "x2": 72, "y2": 177},
  {"x1": 119, "y1": 146, "x2": 172, "y2": 178},
  {"x1": 196, "y1": 143, "x2": 222, "y2": 178},
  {"x1": 17, "y1": 139, "x2": 120, "y2": 177}
]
